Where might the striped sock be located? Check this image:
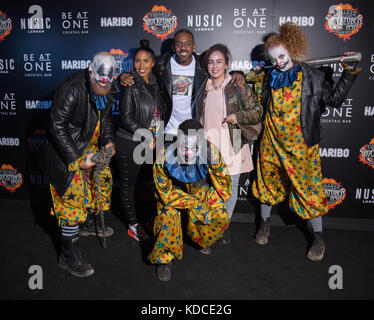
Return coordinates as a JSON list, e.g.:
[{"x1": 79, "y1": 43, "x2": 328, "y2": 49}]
[
  {"x1": 61, "y1": 225, "x2": 79, "y2": 238},
  {"x1": 309, "y1": 217, "x2": 323, "y2": 233}
]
